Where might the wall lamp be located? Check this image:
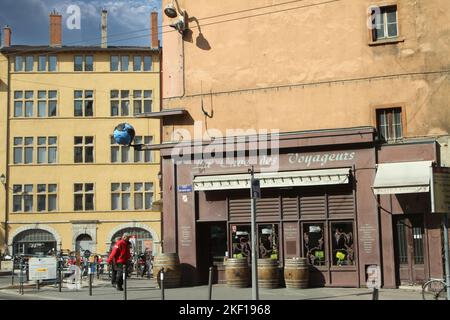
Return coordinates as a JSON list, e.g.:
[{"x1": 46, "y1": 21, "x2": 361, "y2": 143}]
[{"x1": 164, "y1": 0, "x2": 188, "y2": 34}]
